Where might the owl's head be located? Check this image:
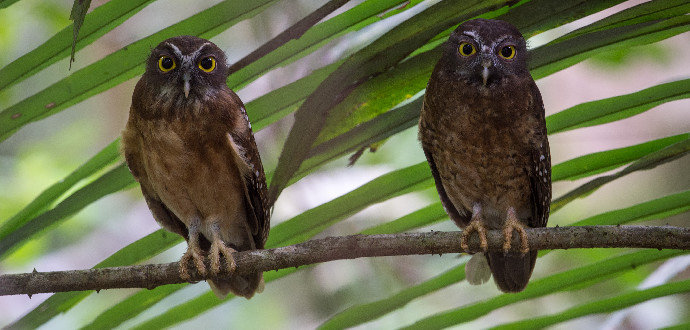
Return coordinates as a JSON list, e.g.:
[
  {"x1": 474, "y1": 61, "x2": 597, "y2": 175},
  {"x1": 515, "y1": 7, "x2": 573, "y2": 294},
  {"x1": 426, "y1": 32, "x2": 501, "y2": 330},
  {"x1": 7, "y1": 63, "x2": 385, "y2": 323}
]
[
  {"x1": 441, "y1": 19, "x2": 528, "y2": 88},
  {"x1": 142, "y1": 36, "x2": 229, "y2": 103}
]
